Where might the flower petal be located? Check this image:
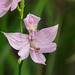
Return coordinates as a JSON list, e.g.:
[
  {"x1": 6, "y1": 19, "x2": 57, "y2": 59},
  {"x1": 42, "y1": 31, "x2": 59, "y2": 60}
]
[
  {"x1": 30, "y1": 50, "x2": 46, "y2": 65},
  {"x1": 0, "y1": 0, "x2": 11, "y2": 7},
  {"x1": 23, "y1": 13, "x2": 41, "y2": 30},
  {"x1": 11, "y1": 0, "x2": 21, "y2": 11},
  {"x1": 34, "y1": 40, "x2": 57, "y2": 53},
  {"x1": 40, "y1": 43, "x2": 57, "y2": 53},
  {"x1": 35, "y1": 24, "x2": 58, "y2": 42},
  {"x1": 0, "y1": 9, "x2": 8, "y2": 17},
  {"x1": 3, "y1": 32, "x2": 29, "y2": 50},
  {"x1": 29, "y1": 14, "x2": 41, "y2": 26},
  {"x1": 0, "y1": 0, "x2": 12, "y2": 17},
  {"x1": 18, "y1": 43, "x2": 30, "y2": 61}
]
